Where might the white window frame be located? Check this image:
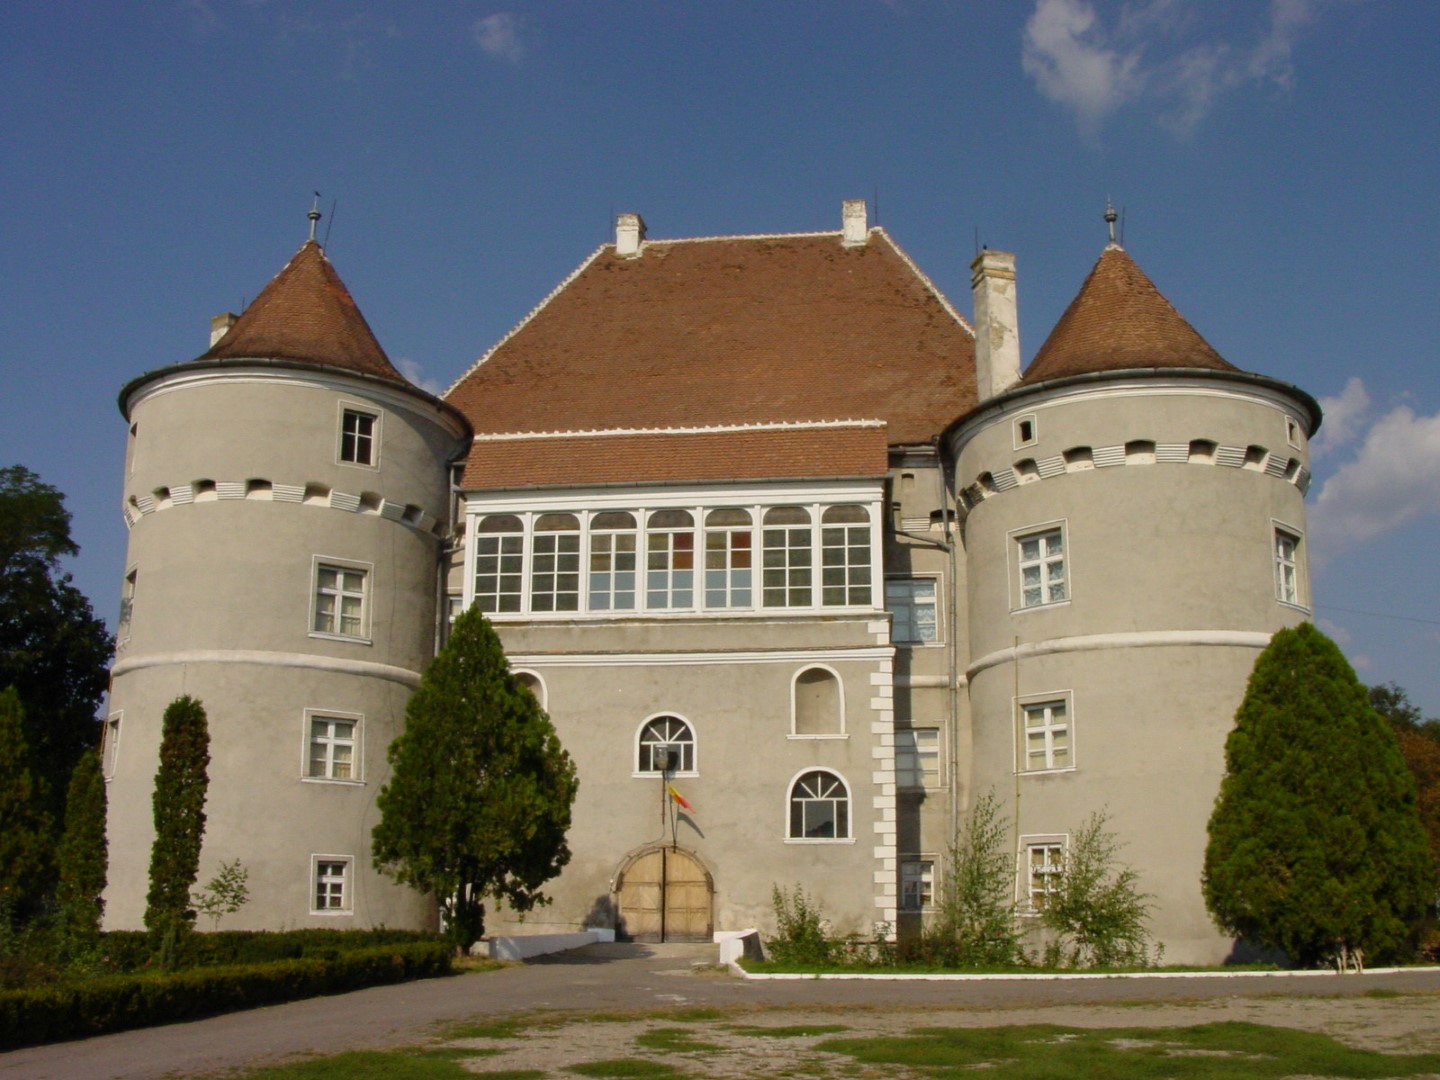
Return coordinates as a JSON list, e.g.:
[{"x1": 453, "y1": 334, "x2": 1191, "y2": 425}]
[
  {"x1": 886, "y1": 577, "x2": 940, "y2": 645},
  {"x1": 303, "y1": 709, "x2": 363, "y2": 784},
  {"x1": 117, "y1": 566, "x2": 137, "y2": 647},
  {"x1": 703, "y1": 508, "x2": 755, "y2": 609},
  {"x1": 473, "y1": 515, "x2": 525, "y2": 614},
  {"x1": 337, "y1": 403, "x2": 380, "y2": 468},
  {"x1": 1010, "y1": 521, "x2": 1069, "y2": 611},
  {"x1": 1020, "y1": 835, "x2": 1067, "y2": 914},
  {"x1": 1013, "y1": 413, "x2": 1038, "y2": 450},
  {"x1": 895, "y1": 726, "x2": 942, "y2": 788},
  {"x1": 588, "y1": 512, "x2": 639, "y2": 612},
  {"x1": 633, "y1": 713, "x2": 698, "y2": 778},
  {"x1": 531, "y1": 513, "x2": 581, "y2": 613},
  {"x1": 102, "y1": 713, "x2": 122, "y2": 781},
  {"x1": 785, "y1": 768, "x2": 854, "y2": 843},
  {"x1": 789, "y1": 664, "x2": 847, "y2": 739},
  {"x1": 310, "y1": 557, "x2": 372, "y2": 643},
  {"x1": 1016, "y1": 692, "x2": 1075, "y2": 774},
  {"x1": 820, "y1": 505, "x2": 872, "y2": 608},
  {"x1": 311, "y1": 855, "x2": 353, "y2": 915},
  {"x1": 900, "y1": 856, "x2": 936, "y2": 912},
  {"x1": 1272, "y1": 522, "x2": 1306, "y2": 609},
  {"x1": 645, "y1": 510, "x2": 697, "y2": 611}
]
